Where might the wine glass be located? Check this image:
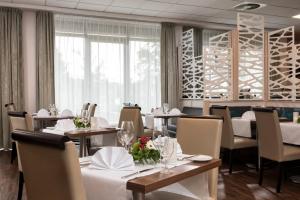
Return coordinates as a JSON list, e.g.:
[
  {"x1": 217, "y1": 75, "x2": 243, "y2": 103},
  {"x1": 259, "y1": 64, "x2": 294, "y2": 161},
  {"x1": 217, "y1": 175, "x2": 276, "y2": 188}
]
[
  {"x1": 163, "y1": 103, "x2": 169, "y2": 114},
  {"x1": 160, "y1": 137, "x2": 174, "y2": 174},
  {"x1": 120, "y1": 121, "x2": 135, "y2": 150},
  {"x1": 117, "y1": 131, "x2": 125, "y2": 146}
]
